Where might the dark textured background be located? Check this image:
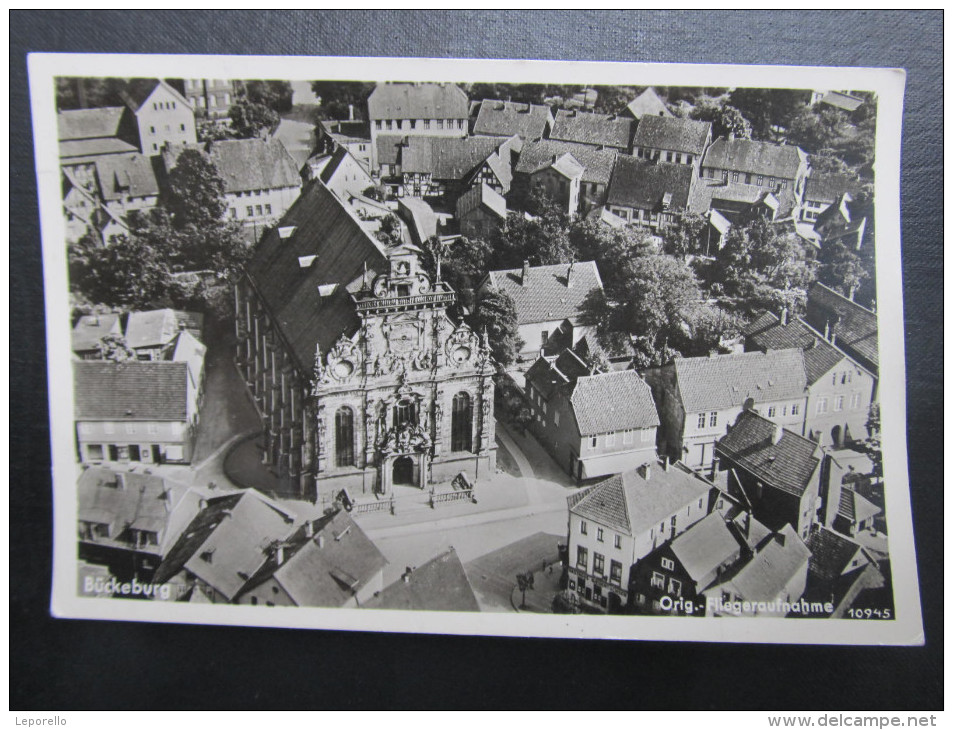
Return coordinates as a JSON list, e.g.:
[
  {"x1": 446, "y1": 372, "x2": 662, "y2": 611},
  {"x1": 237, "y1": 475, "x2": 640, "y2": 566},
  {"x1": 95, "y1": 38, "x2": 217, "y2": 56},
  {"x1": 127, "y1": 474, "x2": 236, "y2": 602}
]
[{"x1": 10, "y1": 10, "x2": 942, "y2": 710}]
